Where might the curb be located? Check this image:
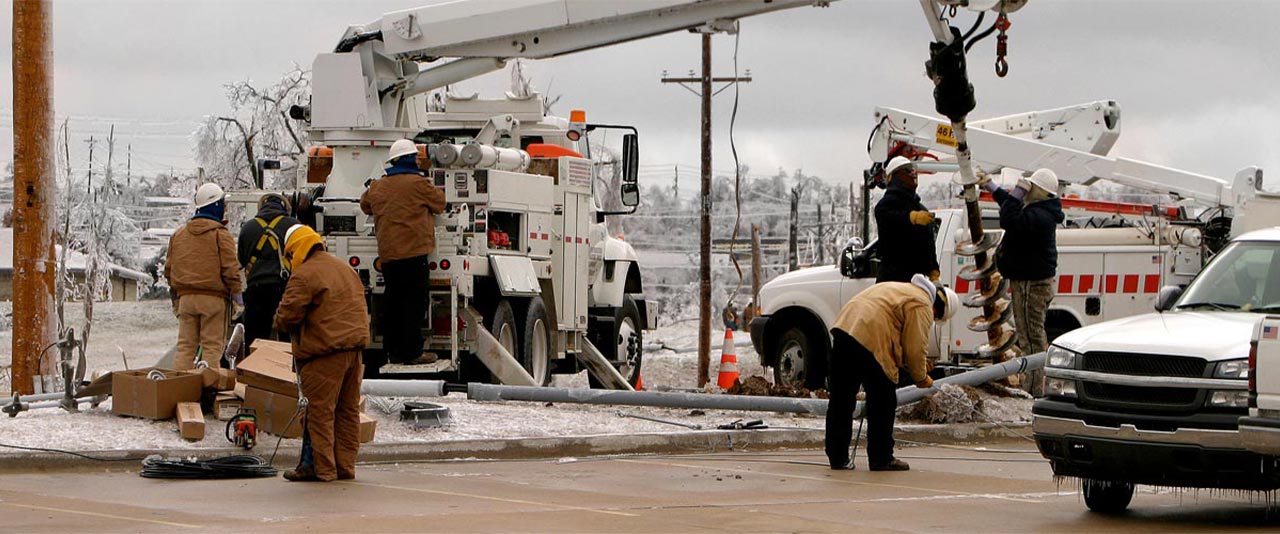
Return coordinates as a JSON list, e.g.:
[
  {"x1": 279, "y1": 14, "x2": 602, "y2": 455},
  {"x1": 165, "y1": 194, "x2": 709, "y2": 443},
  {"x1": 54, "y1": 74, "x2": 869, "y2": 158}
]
[{"x1": 0, "y1": 422, "x2": 1030, "y2": 474}]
